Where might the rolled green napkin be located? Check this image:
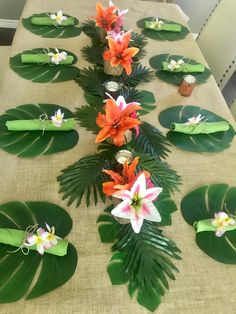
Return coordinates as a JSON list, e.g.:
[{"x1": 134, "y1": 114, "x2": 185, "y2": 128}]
[
  {"x1": 195, "y1": 219, "x2": 236, "y2": 234},
  {"x1": 6, "y1": 118, "x2": 76, "y2": 131},
  {"x1": 144, "y1": 21, "x2": 181, "y2": 32},
  {"x1": 31, "y1": 16, "x2": 75, "y2": 26},
  {"x1": 0, "y1": 228, "x2": 68, "y2": 256},
  {"x1": 162, "y1": 61, "x2": 205, "y2": 73},
  {"x1": 21, "y1": 54, "x2": 74, "y2": 64},
  {"x1": 171, "y1": 121, "x2": 229, "y2": 134}
]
